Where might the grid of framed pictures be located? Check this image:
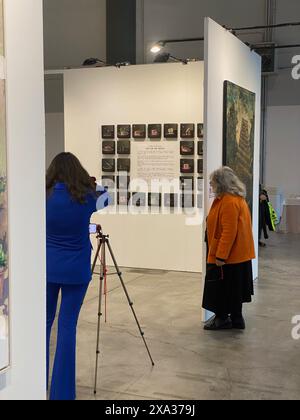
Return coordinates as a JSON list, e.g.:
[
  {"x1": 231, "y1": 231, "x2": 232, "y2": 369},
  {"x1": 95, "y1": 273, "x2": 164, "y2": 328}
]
[{"x1": 101, "y1": 123, "x2": 205, "y2": 209}]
